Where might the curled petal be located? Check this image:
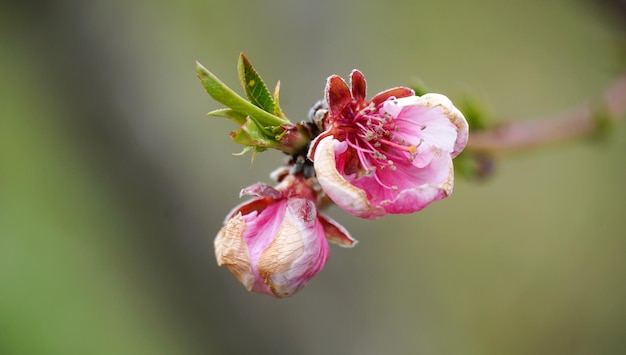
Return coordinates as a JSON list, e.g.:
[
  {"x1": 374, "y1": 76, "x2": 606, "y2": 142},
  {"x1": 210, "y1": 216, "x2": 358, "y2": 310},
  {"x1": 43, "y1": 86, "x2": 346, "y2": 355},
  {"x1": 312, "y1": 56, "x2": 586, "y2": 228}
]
[
  {"x1": 382, "y1": 186, "x2": 444, "y2": 214},
  {"x1": 370, "y1": 87, "x2": 415, "y2": 106},
  {"x1": 313, "y1": 135, "x2": 385, "y2": 219}
]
